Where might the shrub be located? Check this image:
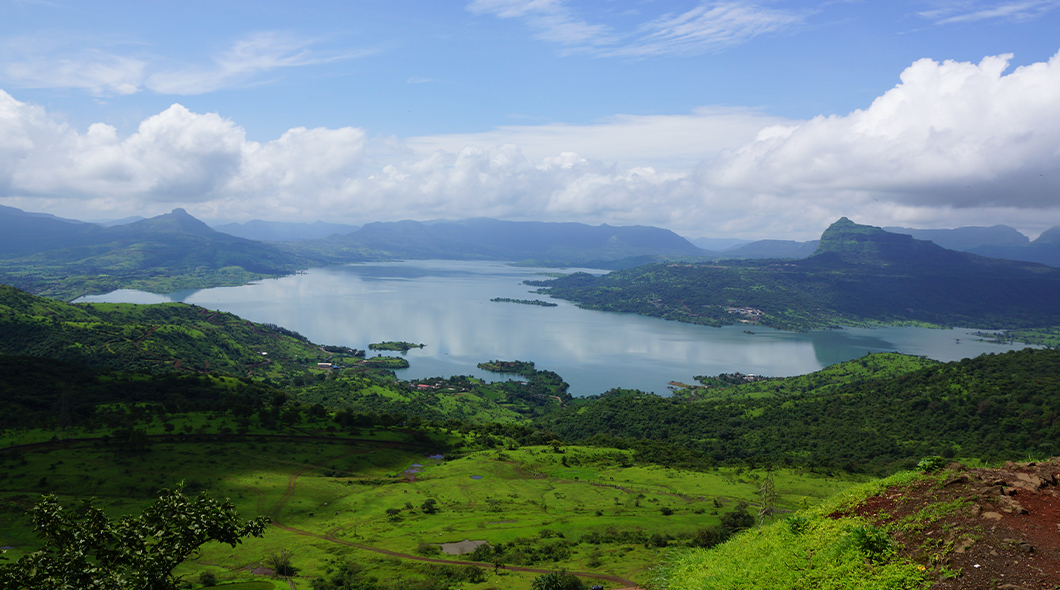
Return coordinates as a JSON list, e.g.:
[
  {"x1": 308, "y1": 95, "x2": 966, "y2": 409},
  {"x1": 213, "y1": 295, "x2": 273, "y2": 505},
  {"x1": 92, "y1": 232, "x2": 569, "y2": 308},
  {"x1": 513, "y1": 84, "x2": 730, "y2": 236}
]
[
  {"x1": 267, "y1": 548, "x2": 296, "y2": 576},
  {"x1": 531, "y1": 570, "x2": 587, "y2": 590},
  {"x1": 917, "y1": 456, "x2": 947, "y2": 473}
]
